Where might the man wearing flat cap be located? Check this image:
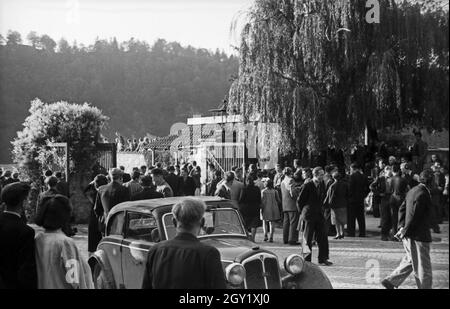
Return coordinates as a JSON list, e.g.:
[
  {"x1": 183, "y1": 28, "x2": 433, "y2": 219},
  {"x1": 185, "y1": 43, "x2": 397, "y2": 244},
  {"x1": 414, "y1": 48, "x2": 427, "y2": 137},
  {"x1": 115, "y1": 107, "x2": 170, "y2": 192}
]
[
  {"x1": 94, "y1": 168, "x2": 130, "y2": 233},
  {"x1": 0, "y1": 182, "x2": 37, "y2": 289}
]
